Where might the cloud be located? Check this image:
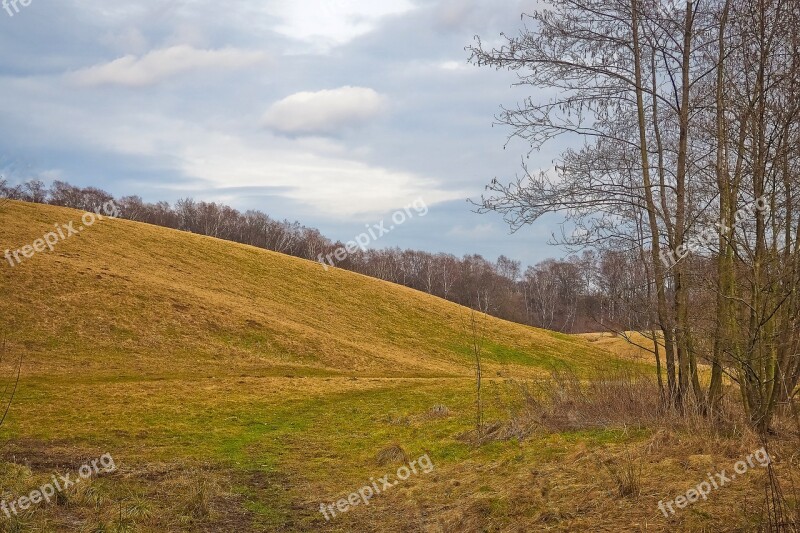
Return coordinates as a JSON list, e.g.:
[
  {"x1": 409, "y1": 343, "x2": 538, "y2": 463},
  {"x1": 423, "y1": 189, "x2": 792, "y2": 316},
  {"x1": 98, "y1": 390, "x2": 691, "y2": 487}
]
[
  {"x1": 0, "y1": 92, "x2": 461, "y2": 217},
  {"x1": 436, "y1": 0, "x2": 477, "y2": 30},
  {"x1": 268, "y1": 0, "x2": 416, "y2": 52},
  {"x1": 175, "y1": 130, "x2": 464, "y2": 218},
  {"x1": 68, "y1": 45, "x2": 267, "y2": 87},
  {"x1": 0, "y1": 0, "x2": 559, "y2": 267},
  {"x1": 448, "y1": 223, "x2": 496, "y2": 239},
  {"x1": 439, "y1": 60, "x2": 470, "y2": 71},
  {"x1": 434, "y1": 0, "x2": 532, "y2": 33},
  {"x1": 262, "y1": 86, "x2": 387, "y2": 136}
]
